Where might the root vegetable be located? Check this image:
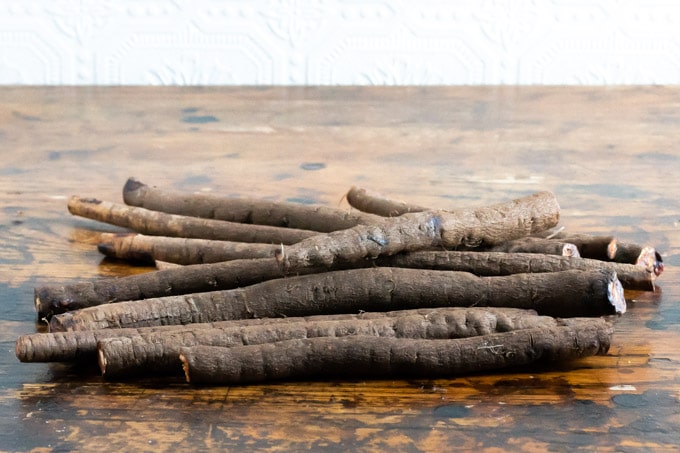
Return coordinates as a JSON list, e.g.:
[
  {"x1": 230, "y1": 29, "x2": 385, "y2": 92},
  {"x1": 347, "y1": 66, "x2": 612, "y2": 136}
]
[
  {"x1": 68, "y1": 196, "x2": 317, "y2": 244},
  {"x1": 536, "y1": 233, "x2": 617, "y2": 261},
  {"x1": 123, "y1": 178, "x2": 381, "y2": 232},
  {"x1": 48, "y1": 268, "x2": 624, "y2": 332},
  {"x1": 345, "y1": 186, "x2": 429, "y2": 216},
  {"x1": 375, "y1": 251, "x2": 655, "y2": 291},
  {"x1": 536, "y1": 232, "x2": 663, "y2": 276},
  {"x1": 97, "y1": 233, "x2": 279, "y2": 265},
  {"x1": 484, "y1": 237, "x2": 580, "y2": 257},
  {"x1": 35, "y1": 258, "x2": 299, "y2": 318},
  {"x1": 16, "y1": 307, "x2": 550, "y2": 363},
  {"x1": 179, "y1": 318, "x2": 613, "y2": 385},
  {"x1": 95, "y1": 307, "x2": 559, "y2": 377},
  {"x1": 612, "y1": 243, "x2": 664, "y2": 276},
  {"x1": 276, "y1": 191, "x2": 561, "y2": 271}
]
